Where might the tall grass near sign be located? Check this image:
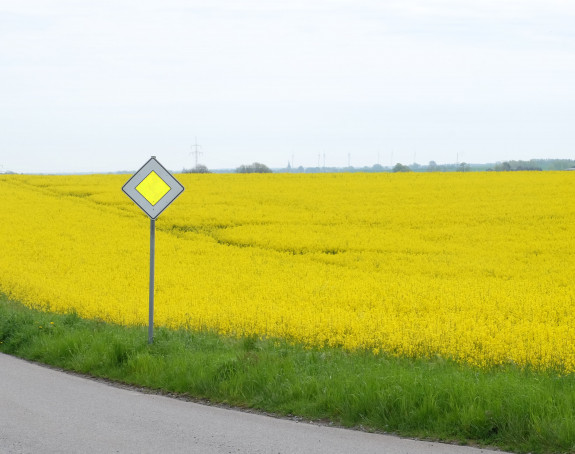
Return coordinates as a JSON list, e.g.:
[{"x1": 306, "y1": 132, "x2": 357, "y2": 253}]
[{"x1": 0, "y1": 172, "x2": 574, "y2": 373}]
